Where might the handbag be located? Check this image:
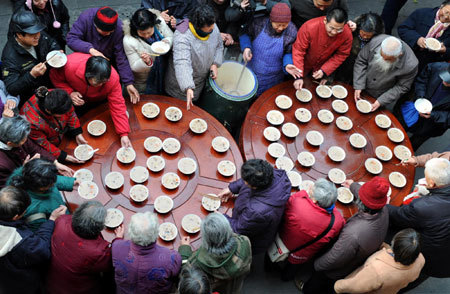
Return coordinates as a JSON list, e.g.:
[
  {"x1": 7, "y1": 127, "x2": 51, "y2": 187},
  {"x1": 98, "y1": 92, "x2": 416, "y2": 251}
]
[{"x1": 267, "y1": 212, "x2": 335, "y2": 263}]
